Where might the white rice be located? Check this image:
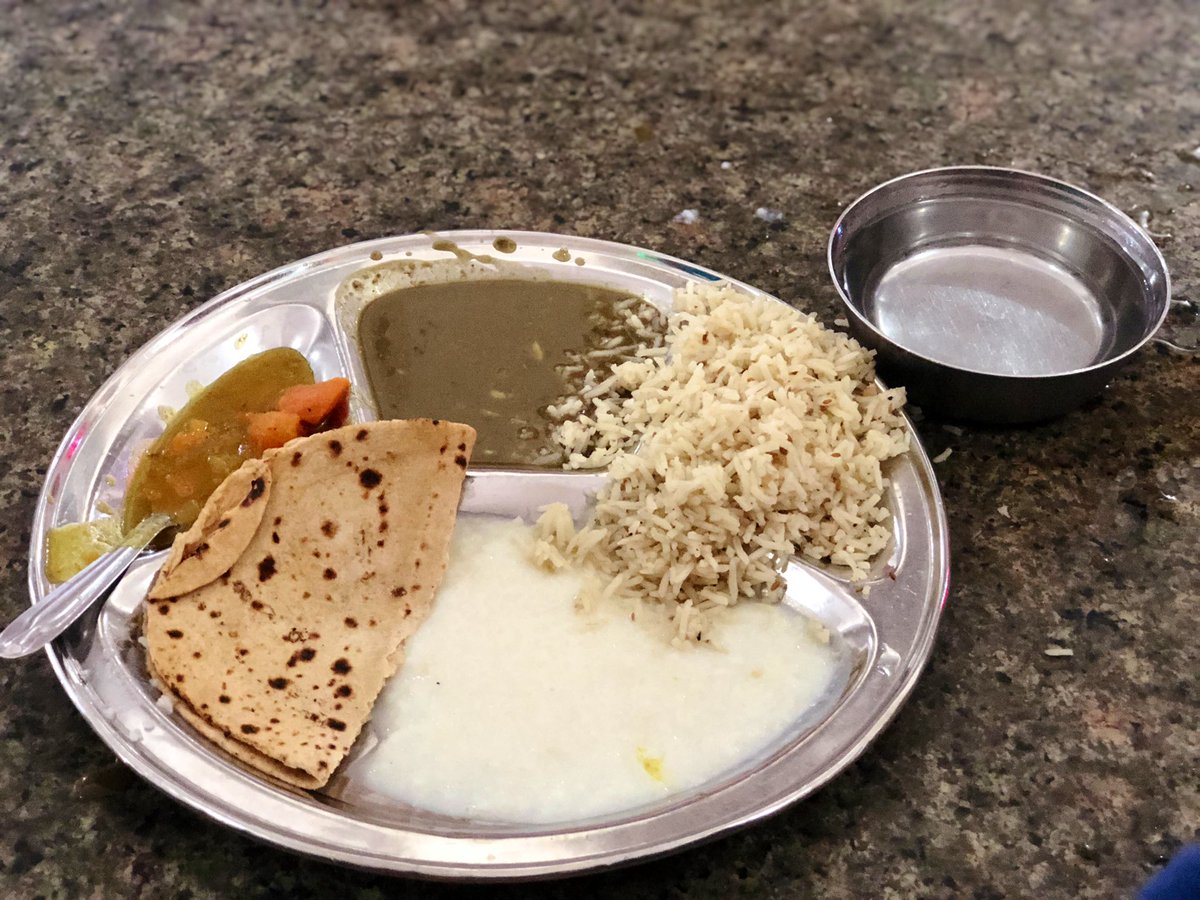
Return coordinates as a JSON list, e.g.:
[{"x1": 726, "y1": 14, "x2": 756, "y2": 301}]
[{"x1": 533, "y1": 282, "x2": 908, "y2": 641}]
